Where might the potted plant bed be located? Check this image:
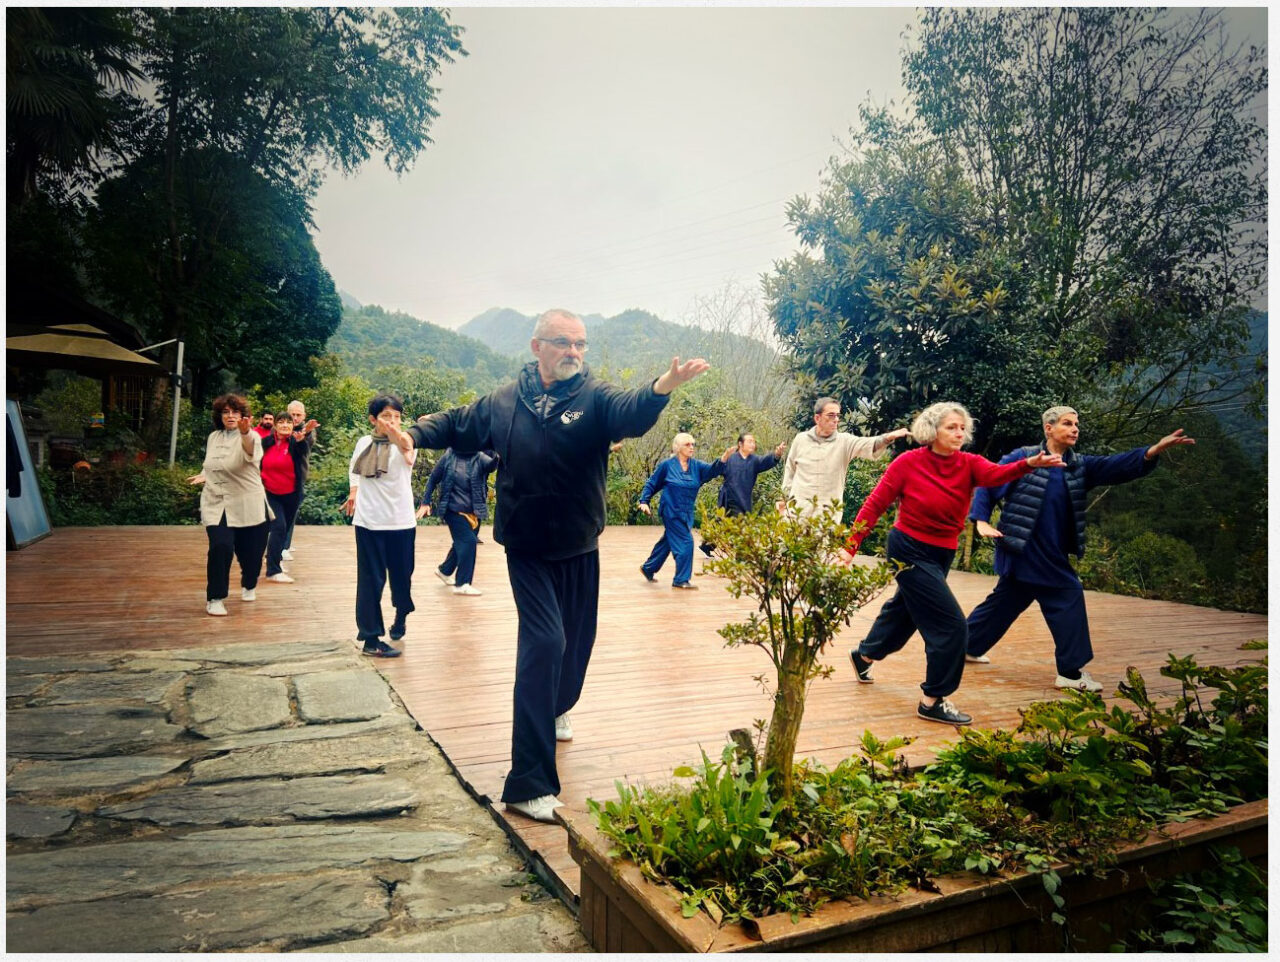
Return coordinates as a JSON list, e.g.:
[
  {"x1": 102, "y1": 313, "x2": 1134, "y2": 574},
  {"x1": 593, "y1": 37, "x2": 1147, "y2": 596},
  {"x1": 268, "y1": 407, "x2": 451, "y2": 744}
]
[{"x1": 562, "y1": 797, "x2": 1266, "y2": 953}]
